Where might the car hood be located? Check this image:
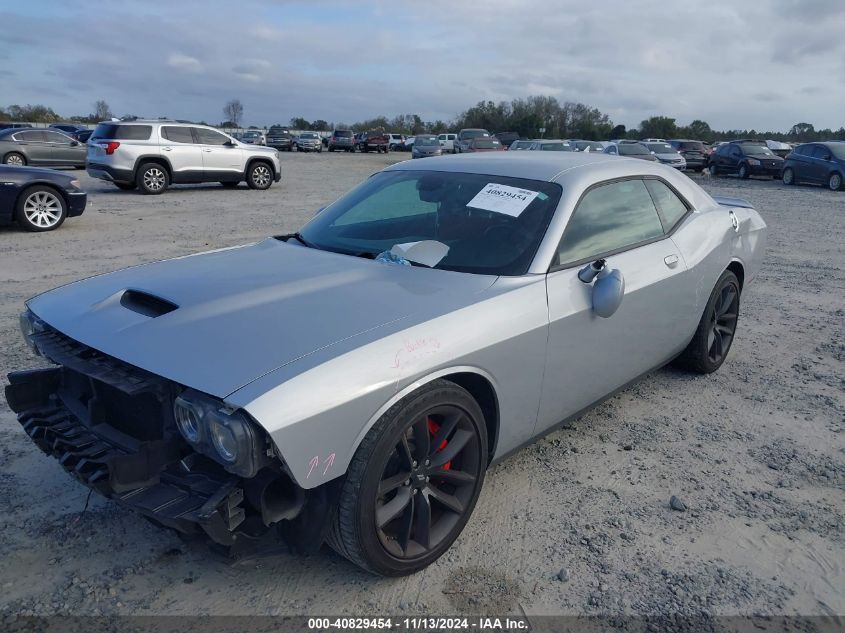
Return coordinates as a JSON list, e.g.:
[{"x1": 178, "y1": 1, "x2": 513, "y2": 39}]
[{"x1": 27, "y1": 239, "x2": 496, "y2": 398}]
